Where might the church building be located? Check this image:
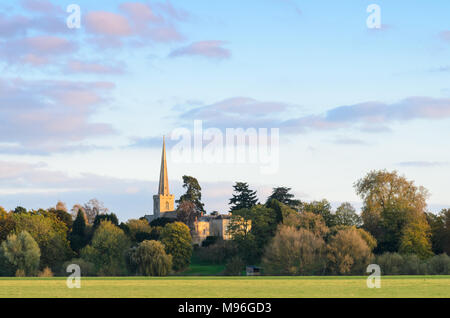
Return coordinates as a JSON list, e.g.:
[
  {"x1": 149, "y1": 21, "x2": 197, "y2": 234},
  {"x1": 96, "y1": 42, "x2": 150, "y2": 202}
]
[{"x1": 144, "y1": 137, "x2": 231, "y2": 245}]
